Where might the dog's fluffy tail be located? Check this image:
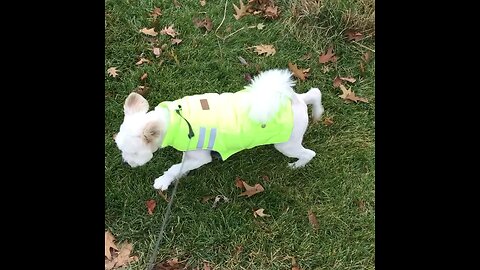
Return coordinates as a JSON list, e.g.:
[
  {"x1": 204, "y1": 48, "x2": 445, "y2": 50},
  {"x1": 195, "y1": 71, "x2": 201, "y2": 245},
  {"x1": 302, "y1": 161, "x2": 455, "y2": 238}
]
[
  {"x1": 245, "y1": 69, "x2": 296, "y2": 124},
  {"x1": 298, "y1": 88, "x2": 324, "y2": 121}
]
